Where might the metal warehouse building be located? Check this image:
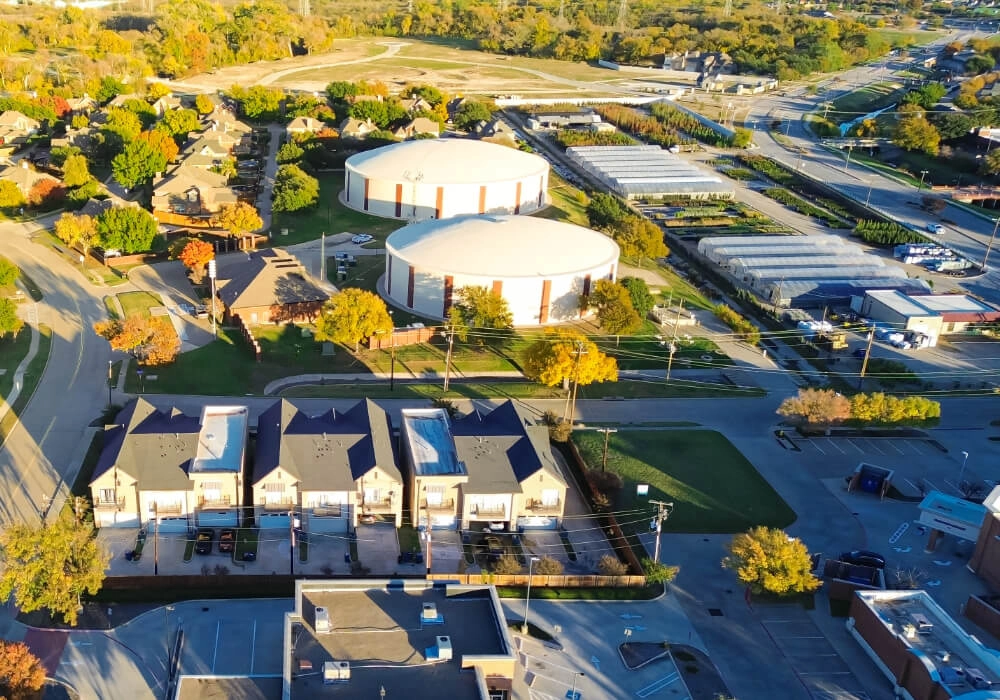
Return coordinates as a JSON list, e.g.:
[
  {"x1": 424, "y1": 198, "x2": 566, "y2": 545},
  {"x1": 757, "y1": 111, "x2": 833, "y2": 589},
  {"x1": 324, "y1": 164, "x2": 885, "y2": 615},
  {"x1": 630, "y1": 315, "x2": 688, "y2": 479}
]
[
  {"x1": 698, "y1": 234, "x2": 930, "y2": 308},
  {"x1": 851, "y1": 290, "x2": 1000, "y2": 346},
  {"x1": 384, "y1": 215, "x2": 620, "y2": 326},
  {"x1": 343, "y1": 139, "x2": 549, "y2": 221},
  {"x1": 565, "y1": 145, "x2": 734, "y2": 200}
]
